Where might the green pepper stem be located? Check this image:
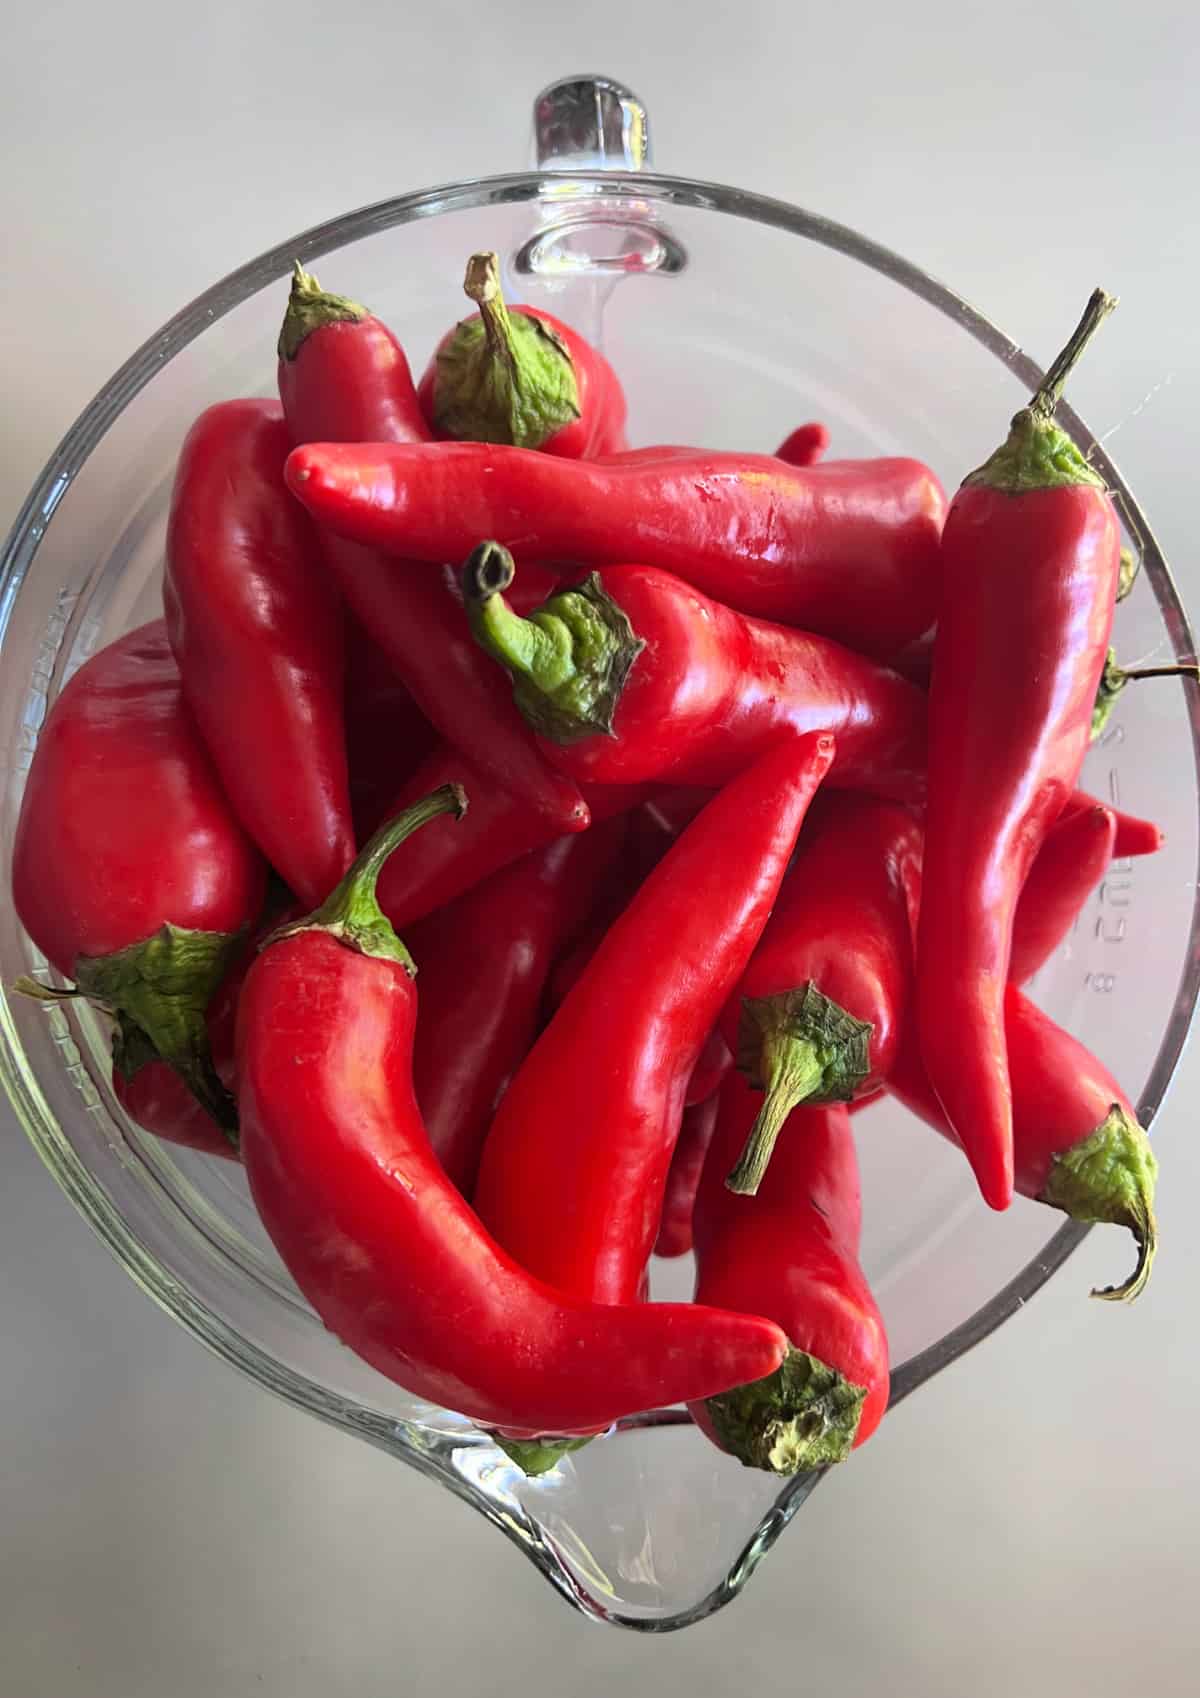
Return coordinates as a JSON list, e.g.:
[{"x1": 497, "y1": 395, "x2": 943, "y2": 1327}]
[
  {"x1": 704, "y1": 1347, "x2": 867, "y2": 1475},
  {"x1": 463, "y1": 545, "x2": 644, "y2": 743},
  {"x1": 1039, "y1": 1104, "x2": 1157, "y2": 1301},
  {"x1": 463, "y1": 252, "x2": 519, "y2": 376},
  {"x1": 726, "y1": 1038, "x2": 827, "y2": 1196},
  {"x1": 275, "y1": 785, "x2": 467, "y2": 970},
  {"x1": 491, "y1": 1433, "x2": 594, "y2": 1476},
  {"x1": 463, "y1": 543, "x2": 577, "y2": 695},
  {"x1": 1120, "y1": 663, "x2": 1200, "y2": 683},
  {"x1": 1029, "y1": 287, "x2": 1119, "y2": 421}
]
